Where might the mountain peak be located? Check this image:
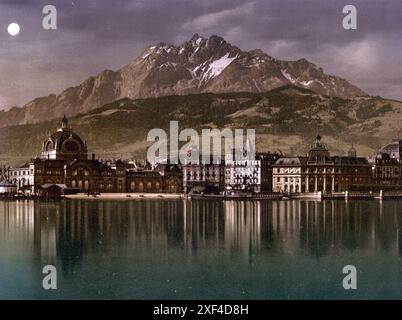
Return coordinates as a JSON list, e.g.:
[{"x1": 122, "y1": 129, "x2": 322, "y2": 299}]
[
  {"x1": 0, "y1": 34, "x2": 368, "y2": 128},
  {"x1": 190, "y1": 33, "x2": 203, "y2": 41}
]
